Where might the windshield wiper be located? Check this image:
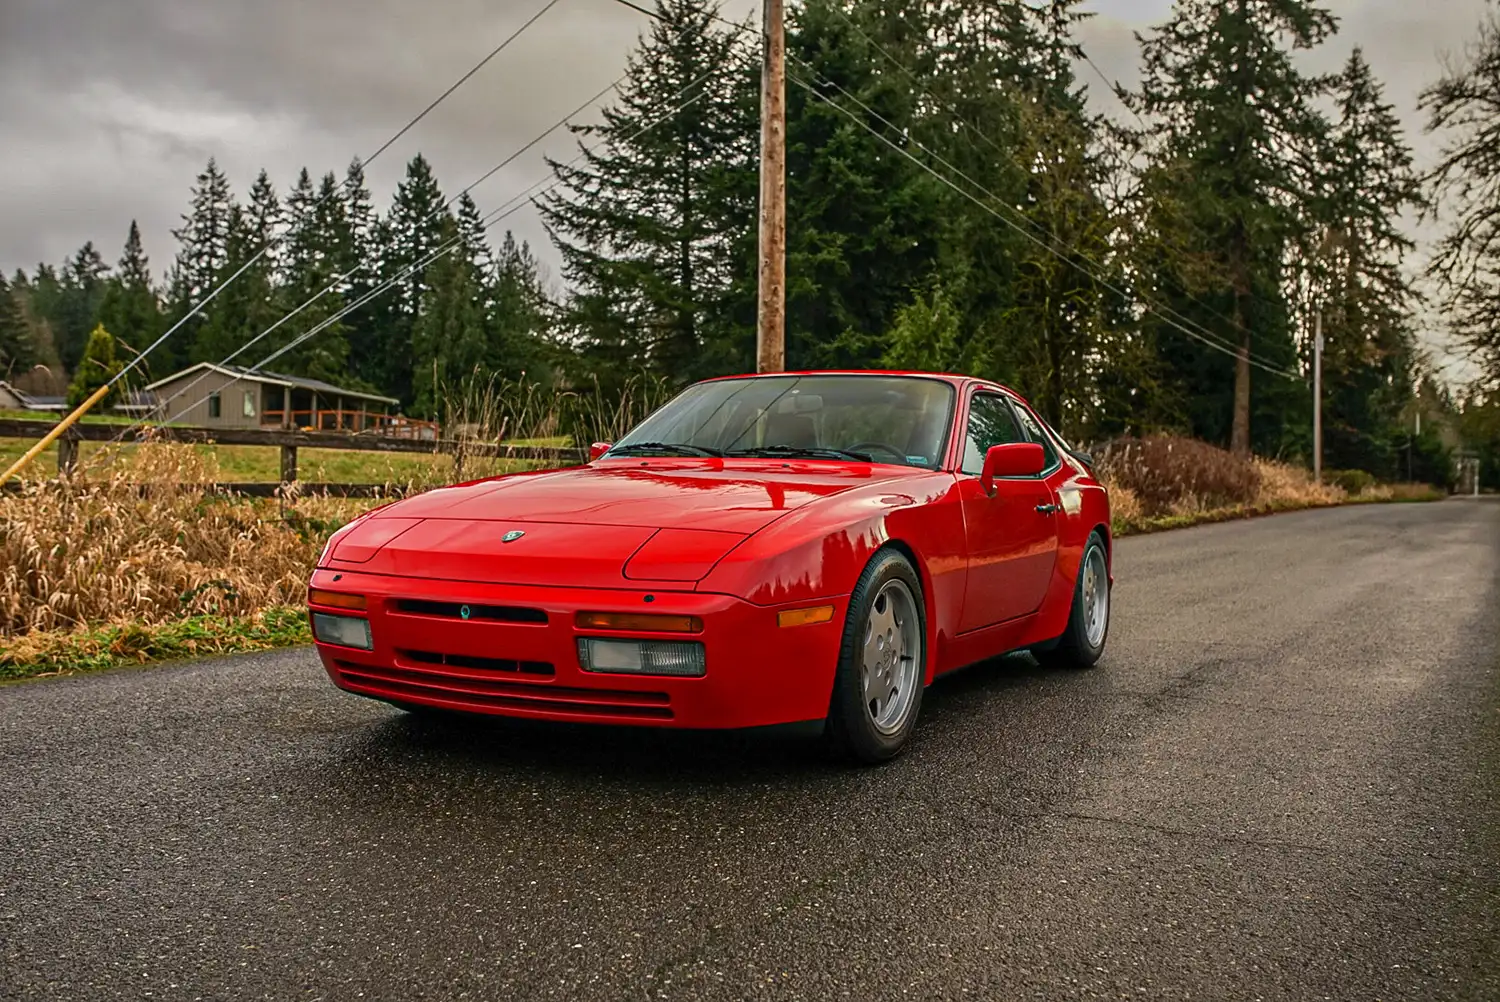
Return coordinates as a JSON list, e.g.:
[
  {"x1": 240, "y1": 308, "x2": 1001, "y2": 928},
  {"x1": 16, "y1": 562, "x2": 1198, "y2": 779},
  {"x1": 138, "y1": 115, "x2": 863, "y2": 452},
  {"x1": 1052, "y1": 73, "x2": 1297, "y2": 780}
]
[
  {"x1": 726, "y1": 445, "x2": 874, "y2": 462},
  {"x1": 608, "y1": 442, "x2": 723, "y2": 458}
]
